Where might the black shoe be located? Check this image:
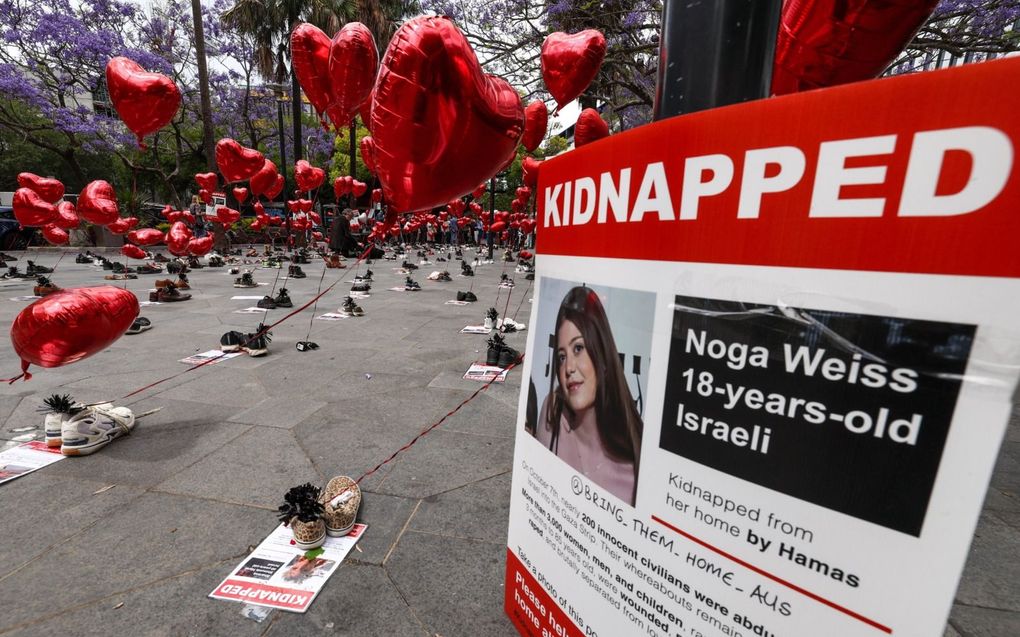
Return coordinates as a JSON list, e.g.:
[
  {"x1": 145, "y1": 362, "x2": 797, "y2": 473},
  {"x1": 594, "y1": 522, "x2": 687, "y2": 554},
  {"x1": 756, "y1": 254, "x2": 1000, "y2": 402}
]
[
  {"x1": 101, "y1": 259, "x2": 114, "y2": 270},
  {"x1": 220, "y1": 330, "x2": 244, "y2": 352},
  {"x1": 75, "y1": 253, "x2": 91, "y2": 264},
  {"x1": 464, "y1": 291, "x2": 477, "y2": 302},
  {"x1": 351, "y1": 281, "x2": 371, "y2": 293},
  {"x1": 207, "y1": 256, "x2": 224, "y2": 268},
  {"x1": 257, "y1": 295, "x2": 277, "y2": 309},
  {"x1": 3, "y1": 267, "x2": 30, "y2": 279},
  {"x1": 243, "y1": 324, "x2": 272, "y2": 357},
  {"x1": 497, "y1": 345, "x2": 520, "y2": 368},
  {"x1": 274, "y1": 288, "x2": 293, "y2": 308},
  {"x1": 126, "y1": 317, "x2": 152, "y2": 335},
  {"x1": 402, "y1": 261, "x2": 418, "y2": 271},
  {"x1": 153, "y1": 253, "x2": 168, "y2": 263},
  {"x1": 234, "y1": 272, "x2": 257, "y2": 288},
  {"x1": 137, "y1": 263, "x2": 160, "y2": 274},
  {"x1": 525, "y1": 272, "x2": 534, "y2": 280},
  {"x1": 405, "y1": 277, "x2": 420, "y2": 291},
  {"x1": 167, "y1": 261, "x2": 181, "y2": 274},
  {"x1": 288, "y1": 265, "x2": 306, "y2": 279},
  {"x1": 437, "y1": 271, "x2": 452, "y2": 282},
  {"x1": 340, "y1": 296, "x2": 364, "y2": 317},
  {"x1": 456, "y1": 291, "x2": 466, "y2": 301},
  {"x1": 486, "y1": 334, "x2": 505, "y2": 366},
  {"x1": 364, "y1": 269, "x2": 373, "y2": 280},
  {"x1": 0, "y1": 252, "x2": 17, "y2": 261}
]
